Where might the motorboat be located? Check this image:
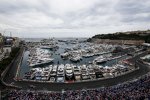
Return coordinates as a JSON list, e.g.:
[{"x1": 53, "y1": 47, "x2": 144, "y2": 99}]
[
  {"x1": 70, "y1": 56, "x2": 82, "y2": 62},
  {"x1": 57, "y1": 64, "x2": 65, "y2": 76},
  {"x1": 50, "y1": 65, "x2": 57, "y2": 77},
  {"x1": 28, "y1": 48, "x2": 54, "y2": 67},
  {"x1": 73, "y1": 66, "x2": 81, "y2": 81},
  {"x1": 49, "y1": 77, "x2": 56, "y2": 82},
  {"x1": 29, "y1": 58, "x2": 53, "y2": 67},
  {"x1": 79, "y1": 65, "x2": 90, "y2": 80},
  {"x1": 88, "y1": 68, "x2": 96, "y2": 80},
  {"x1": 83, "y1": 53, "x2": 94, "y2": 58},
  {"x1": 94, "y1": 56, "x2": 107, "y2": 64},
  {"x1": 23, "y1": 71, "x2": 35, "y2": 80},
  {"x1": 41, "y1": 71, "x2": 50, "y2": 81},
  {"x1": 74, "y1": 66, "x2": 81, "y2": 75},
  {"x1": 74, "y1": 75, "x2": 81, "y2": 81},
  {"x1": 56, "y1": 76, "x2": 65, "y2": 82},
  {"x1": 40, "y1": 38, "x2": 58, "y2": 50},
  {"x1": 61, "y1": 53, "x2": 69, "y2": 59},
  {"x1": 65, "y1": 64, "x2": 74, "y2": 80}
]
